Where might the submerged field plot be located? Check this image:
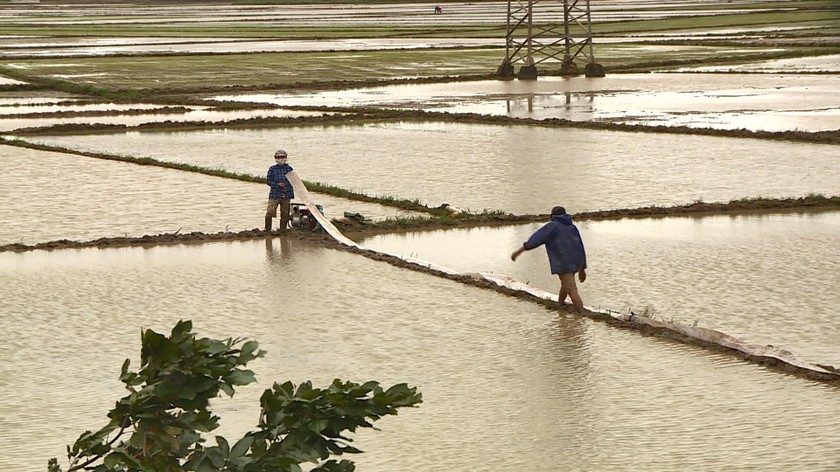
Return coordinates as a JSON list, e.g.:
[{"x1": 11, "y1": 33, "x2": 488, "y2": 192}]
[{"x1": 16, "y1": 121, "x2": 840, "y2": 215}]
